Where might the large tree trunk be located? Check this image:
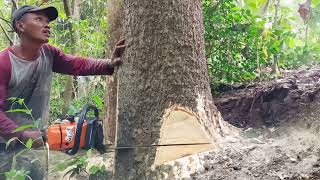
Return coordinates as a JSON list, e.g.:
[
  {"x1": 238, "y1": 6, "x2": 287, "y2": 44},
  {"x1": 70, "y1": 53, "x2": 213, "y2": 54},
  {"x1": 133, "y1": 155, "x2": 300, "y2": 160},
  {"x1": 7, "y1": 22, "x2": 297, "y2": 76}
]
[
  {"x1": 104, "y1": 0, "x2": 124, "y2": 144},
  {"x1": 113, "y1": 0, "x2": 228, "y2": 178}
]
